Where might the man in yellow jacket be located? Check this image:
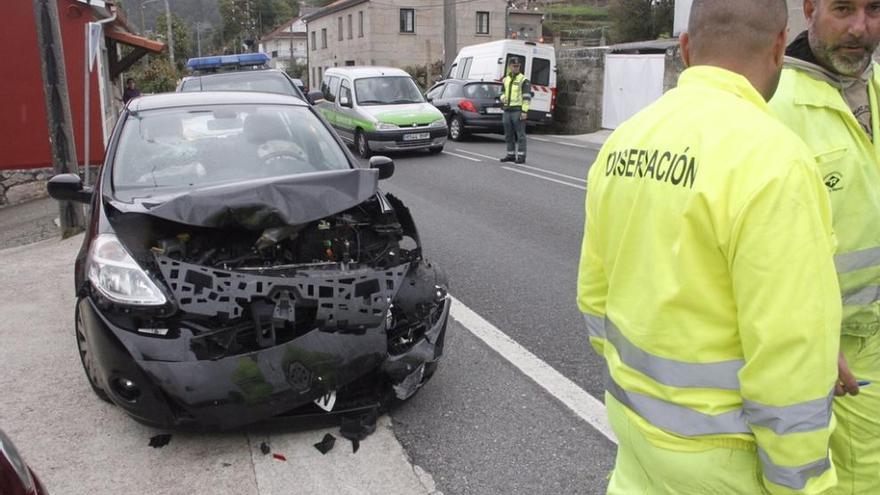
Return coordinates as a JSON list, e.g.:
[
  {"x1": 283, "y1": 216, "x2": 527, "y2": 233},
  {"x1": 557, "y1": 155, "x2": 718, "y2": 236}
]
[
  {"x1": 578, "y1": 0, "x2": 841, "y2": 493},
  {"x1": 770, "y1": 1, "x2": 880, "y2": 493},
  {"x1": 499, "y1": 57, "x2": 531, "y2": 164}
]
